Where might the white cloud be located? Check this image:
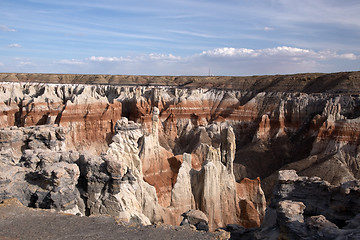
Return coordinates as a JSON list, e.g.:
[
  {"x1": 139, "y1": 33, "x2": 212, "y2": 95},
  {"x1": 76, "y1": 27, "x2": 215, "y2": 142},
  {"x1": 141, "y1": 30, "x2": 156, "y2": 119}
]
[
  {"x1": 0, "y1": 62, "x2": 4, "y2": 66},
  {"x1": 338, "y1": 53, "x2": 357, "y2": 60},
  {"x1": 201, "y1": 46, "x2": 358, "y2": 61},
  {"x1": 148, "y1": 53, "x2": 181, "y2": 61},
  {"x1": 317, "y1": 51, "x2": 357, "y2": 60},
  {"x1": 7, "y1": 43, "x2": 22, "y2": 48},
  {"x1": 263, "y1": 27, "x2": 274, "y2": 31},
  {"x1": 0, "y1": 25, "x2": 16, "y2": 32},
  {"x1": 201, "y1": 48, "x2": 257, "y2": 57},
  {"x1": 19, "y1": 61, "x2": 36, "y2": 66},
  {"x1": 58, "y1": 59, "x2": 85, "y2": 65},
  {"x1": 89, "y1": 53, "x2": 181, "y2": 63},
  {"x1": 89, "y1": 56, "x2": 132, "y2": 62},
  {"x1": 11, "y1": 57, "x2": 37, "y2": 67}
]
